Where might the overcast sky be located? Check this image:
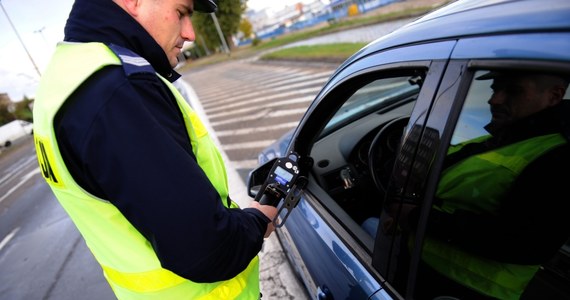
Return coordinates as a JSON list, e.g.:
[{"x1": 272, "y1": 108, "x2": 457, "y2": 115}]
[
  {"x1": 0, "y1": 0, "x2": 74, "y2": 101},
  {"x1": 0, "y1": 0, "x2": 321, "y2": 101}
]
